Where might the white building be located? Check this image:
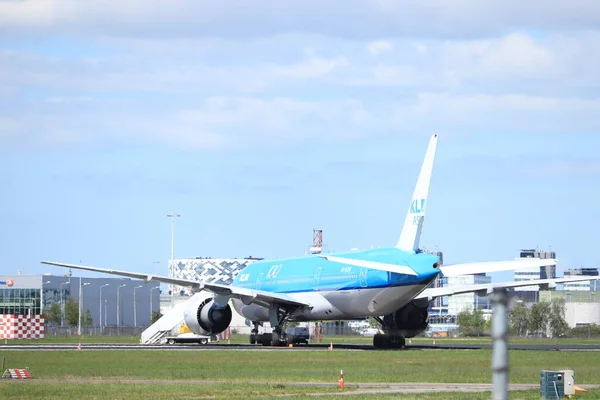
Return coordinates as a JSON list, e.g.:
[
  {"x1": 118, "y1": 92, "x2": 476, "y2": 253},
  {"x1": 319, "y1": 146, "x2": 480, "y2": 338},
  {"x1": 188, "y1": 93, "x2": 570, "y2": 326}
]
[
  {"x1": 446, "y1": 274, "x2": 492, "y2": 315},
  {"x1": 514, "y1": 266, "x2": 542, "y2": 291},
  {"x1": 513, "y1": 249, "x2": 557, "y2": 291},
  {"x1": 563, "y1": 268, "x2": 599, "y2": 291},
  {"x1": 167, "y1": 257, "x2": 263, "y2": 296}
]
